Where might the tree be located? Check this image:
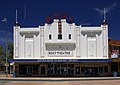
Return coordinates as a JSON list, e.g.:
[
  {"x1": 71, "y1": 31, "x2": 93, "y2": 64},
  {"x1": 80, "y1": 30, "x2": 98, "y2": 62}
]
[
  {"x1": 0, "y1": 45, "x2": 5, "y2": 65},
  {"x1": 0, "y1": 45, "x2": 3, "y2": 55},
  {"x1": 7, "y1": 42, "x2": 13, "y2": 60},
  {"x1": 0, "y1": 42, "x2": 13, "y2": 65}
]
